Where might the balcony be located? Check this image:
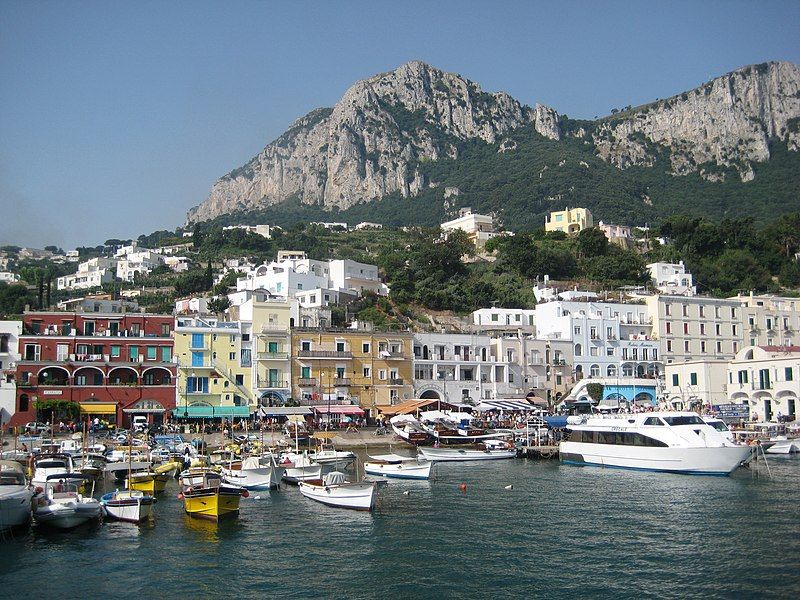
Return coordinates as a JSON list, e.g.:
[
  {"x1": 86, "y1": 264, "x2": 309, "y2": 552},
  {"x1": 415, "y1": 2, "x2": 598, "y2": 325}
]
[
  {"x1": 260, "y1": 324, "x2": 289, "y2": 334},
  {"x1": 389, "y1": 378, "x2": 405, "y2": 386},
  {"x1": 378, "y1": 351, "x2": 405, "y2": 360},
  {"x1": 333, "y1": 378, "x2": 351, "y2": 387},
  {"x1": 528, "y1": 358, "x2": 544, "y2": 365},
  {"x1": 297, "y1": 378, "x2": 317, "y2": 387},
  {"x1": 257, "y1": 379, "x2": 290, "y2": 389},
  {"x1": 298, "y1": 350, "x2": 353, "y2": 359},
  {"x1": 256, "y1": 351, "x2": 289, "y2": 361}
]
